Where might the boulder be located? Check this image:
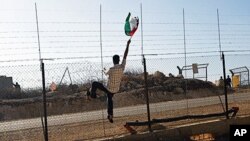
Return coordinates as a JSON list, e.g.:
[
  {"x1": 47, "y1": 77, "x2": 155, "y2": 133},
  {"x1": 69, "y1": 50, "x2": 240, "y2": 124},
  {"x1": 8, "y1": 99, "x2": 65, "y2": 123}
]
[{"x1": 153, "y1": 71, "x2": 166, "y2": 79}]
